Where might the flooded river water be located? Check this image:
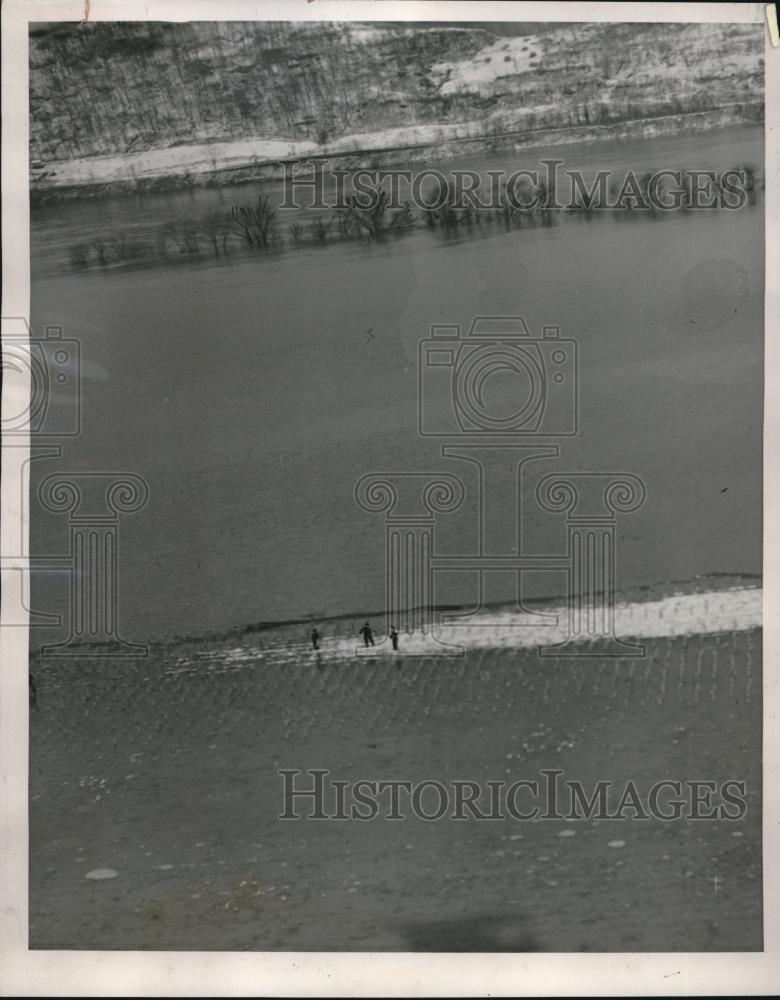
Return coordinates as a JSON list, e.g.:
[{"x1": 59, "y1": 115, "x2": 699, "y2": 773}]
[{"x1": 29, "y1": 125, "x2": 763, "y2": 644}]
